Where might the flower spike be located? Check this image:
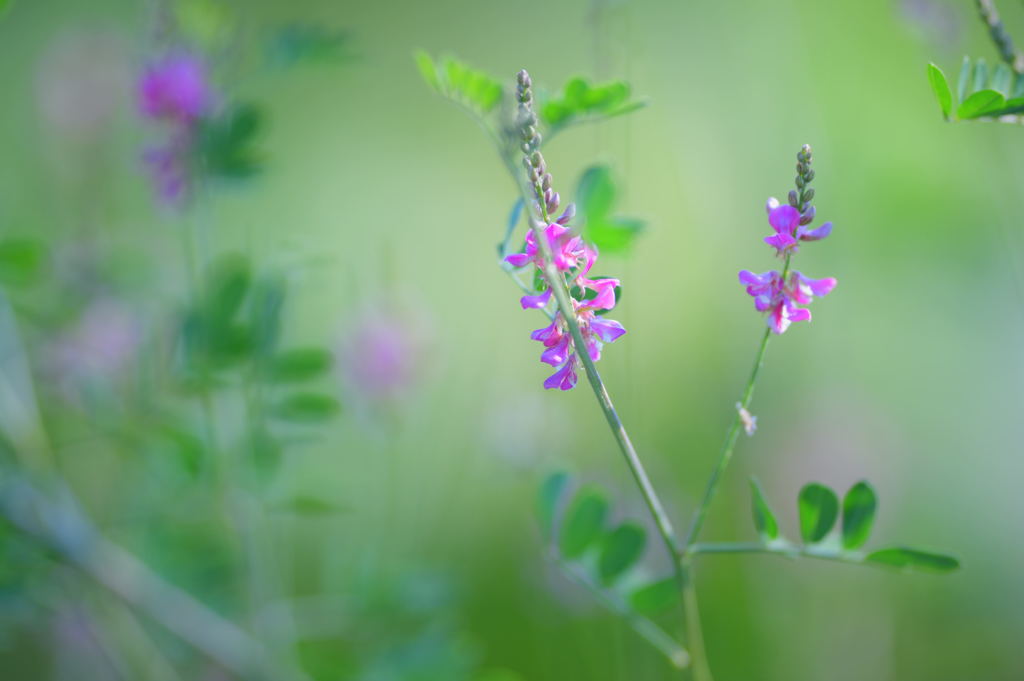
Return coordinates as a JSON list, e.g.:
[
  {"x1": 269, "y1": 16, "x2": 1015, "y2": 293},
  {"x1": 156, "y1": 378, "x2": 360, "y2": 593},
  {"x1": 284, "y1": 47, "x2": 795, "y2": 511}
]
[
  {"x1": 506, "y1": 70, "x2": 627, "y2": 389},
  {"x1": 740, "y1": 145, "x2": 837, "y2": 333}
]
